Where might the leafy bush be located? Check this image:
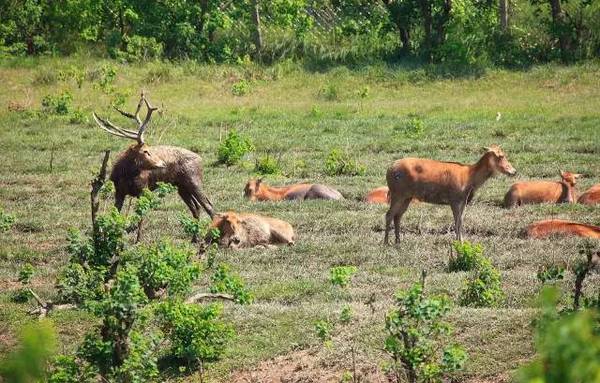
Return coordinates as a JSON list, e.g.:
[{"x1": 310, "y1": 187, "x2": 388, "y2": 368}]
[
  {"x1": 330, "y1": 266, "x2": 357, "y2": 288},
  {"x1": 536, "y1": 264, "x2": 566, "y2": 285},
  {"x1": 0, "y1": 208, "x2": 15, "y2": 232},
  {"x1": 119, "y1": 35, "x2": 164, "y2": 62},
  {"x1": 68, "y1": 109, "x2": 87, "y2": 124},
  {"x1": 231, "y1": 79, "x2": 251, "y2": 96},
  {"x1": 10, "y1": 288, "x2": 32, "y2": 303},
  {"x1": 0, "y1": 321, "x2": 57, "y2": 383},
  {"x1": 314, "y1": 319, "x2": 332, "y2": 342},
  {"x1": 385, "y1": 281, "x2": 467, "y2": 383},
  {"x1": 324, "y1": 149, "x2": 365, "y2": 176},
  {"x1": 448, "y1": 240, "x2": 484, "y2": 272},
  {"x1": 516, "y1": 287, "x2": 600, "y2": 382},
  {"x1": 394, "y1": 117, "x2": 425, "y2": 138},
  {"x1": 339, "y1": 305, "x2": 353, "y2": 324},
  {"x1": 41, "y1": 91, "x2": 72, "y2": 115},
  {"x1": 217, "y1": 130, "x2": 254, "y2": 166},
  {"x1": 211, "y1": 264, "x2": 253, "y2": 304},
  {"x1": 254, "y1": 153, "x2": 281, "y2": 175},
  {"x1": 319, "y1": 83, "x2": 340, "y2": 101},
  {"x1": 460, "y1": 255, "x2": 504, "y2": 308},
  {"x1": 18, "y1": 263, "x2": 34, "y2": 284}
]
